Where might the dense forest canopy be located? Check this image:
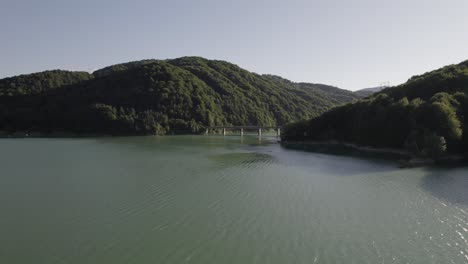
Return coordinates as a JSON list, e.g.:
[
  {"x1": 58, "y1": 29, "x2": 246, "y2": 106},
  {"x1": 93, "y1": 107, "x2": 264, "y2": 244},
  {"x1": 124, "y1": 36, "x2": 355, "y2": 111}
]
[
  {"x1": 0, "y1": 70, "x2": 94, "y2": 96},
  {"x1": 0, "y1": 57, "x2": 360, "y2": 136},
  {"x1": 282, "y1": 59, "x2": 468, "y2": 159}
]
